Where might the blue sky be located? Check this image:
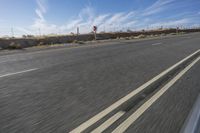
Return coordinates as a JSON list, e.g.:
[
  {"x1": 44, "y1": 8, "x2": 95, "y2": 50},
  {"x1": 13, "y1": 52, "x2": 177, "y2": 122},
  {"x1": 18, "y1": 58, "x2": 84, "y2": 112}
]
[{"x1": 0, "y1": 0, "x2": 200, "y2": 36}]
